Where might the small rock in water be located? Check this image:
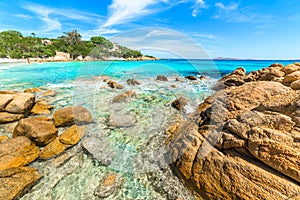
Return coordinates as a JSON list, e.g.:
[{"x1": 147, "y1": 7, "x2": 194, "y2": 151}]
[
  {"x1": 156, "y1": 75, "x2": 168, "y2": 81},
  {"x1": 94, "y1": 173, "x2": 123, "y2": 198},
  {"x1": 112, "y1": 90, "x2": 136, "y2": 103},
  {"x1": 41, "y1": 90, "x2": 56, "y2": 97},
  {"x1": 185, "y1": 75, "x2": 197, "y2": 81},
  {"x1": 175, "y1": 77, "x2": 184, "y2": 82},
  {"x1": 127, "y1": 79, "x2": 141, "y2": 85},
  {"x1": 171, "y1": 97, "x2": 188, "y2": 112},
  {"x1": 82, "y1": 136, "x2": 115, "y2": 166},
  {"x1": 109, "y1": 114, "x2": 135, "y2": 128}
]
